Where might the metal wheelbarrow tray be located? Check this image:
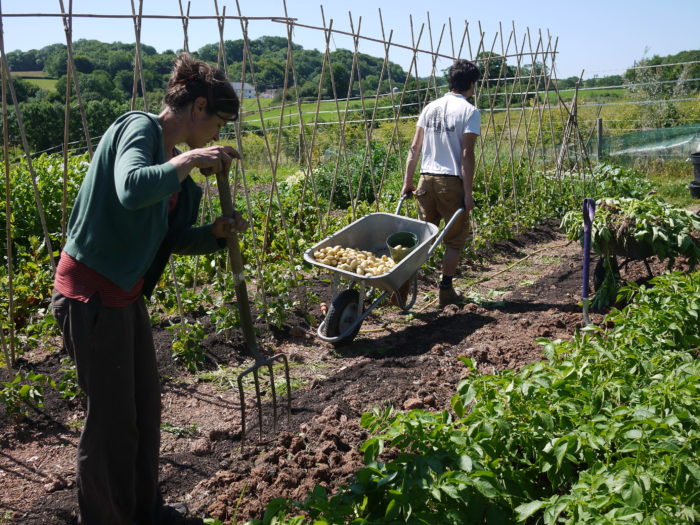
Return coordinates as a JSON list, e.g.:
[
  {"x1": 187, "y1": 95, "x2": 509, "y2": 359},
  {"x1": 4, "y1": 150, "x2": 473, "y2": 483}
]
[{"x1": 303, "y1": 202, "x2": 462, "y2": 346}]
